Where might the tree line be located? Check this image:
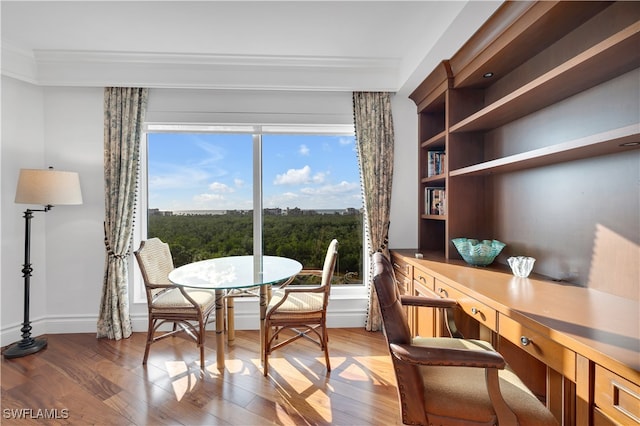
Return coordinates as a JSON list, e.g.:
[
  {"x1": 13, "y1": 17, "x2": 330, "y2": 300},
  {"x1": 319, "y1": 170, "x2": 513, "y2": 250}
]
[{"x1": 148, "y1": 212, "x2": 363, "y2": 284}]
